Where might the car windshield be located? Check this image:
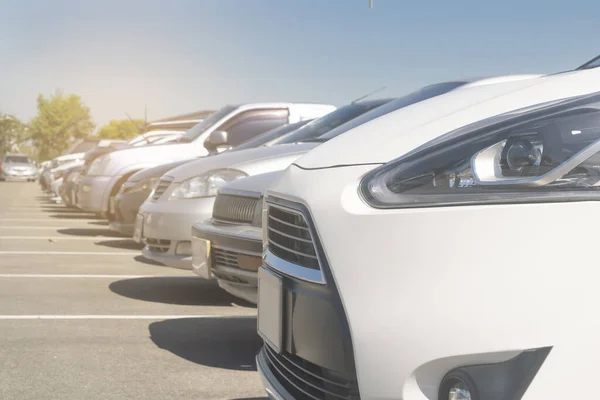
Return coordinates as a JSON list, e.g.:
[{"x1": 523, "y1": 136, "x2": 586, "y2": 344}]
[
  {"x1": 230, "y1": 119, "x2": 313, "y2": 152},
  {"x1": 577, "y1": 55, "x2": 600, "y2": 70},
  {"x1": 68, "y1": 141, "x2": 99, "y2": 154},
  {"x1": 316, "y1": 81, "x2": 469, "y2": 142},
  {"x1": 275, "y1": 100, "x2": 392, "y2": 145},
  {"x1": 177, "y1": 105, "x2": 238, "y2": 142},
  {"x1": 4, "y1": 155, "x2": 31, "y2": 163}
]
